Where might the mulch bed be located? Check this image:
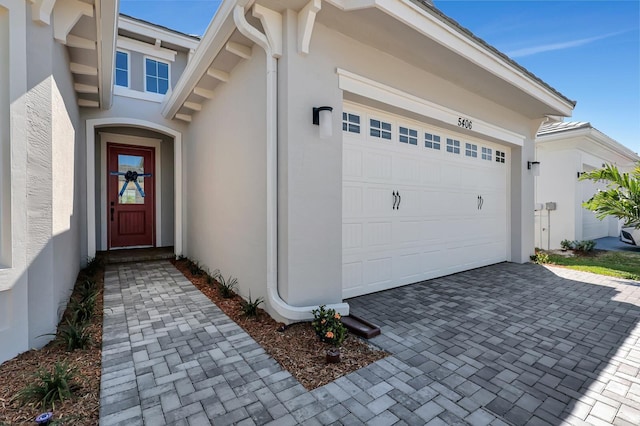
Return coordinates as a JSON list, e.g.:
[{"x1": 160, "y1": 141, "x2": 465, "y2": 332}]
[
  {"x1": 0, "y1": 267, "x2": 104, "y2": 425},
  {"x1": 172, "y1": 258, "x2": 389, "y2": 390}
]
